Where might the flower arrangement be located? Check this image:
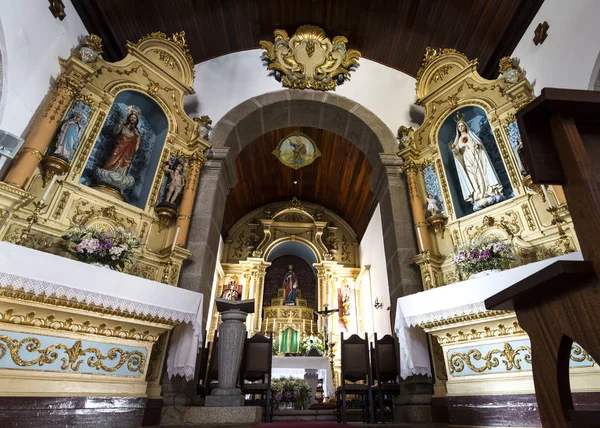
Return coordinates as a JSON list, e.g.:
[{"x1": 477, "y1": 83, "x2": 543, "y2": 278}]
[
  {"x1": 271, "y1": 377, "x2": 311, "y2": 410},
  {"x1": 452, "y1": 236, "x2": 514, "y2": 278},
  {"x1": 61, "y1": 226, "x2": 140, "y2": 270},
  {"x1": 299, "y1": 335, "x2": 325, "y2": 356}
]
